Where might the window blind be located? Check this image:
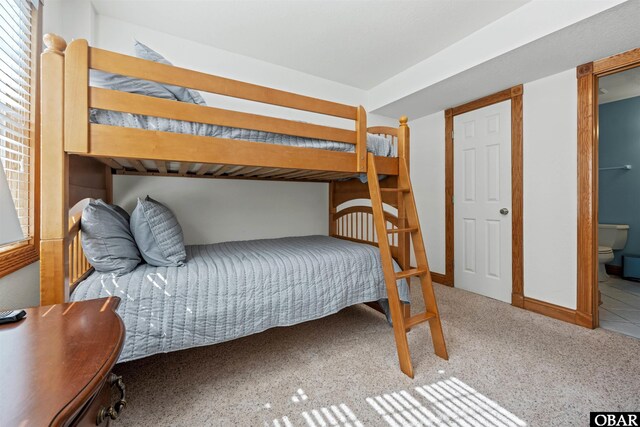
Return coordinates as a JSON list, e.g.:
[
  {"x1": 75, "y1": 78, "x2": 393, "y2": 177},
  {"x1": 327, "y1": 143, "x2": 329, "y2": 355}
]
[{"x1": 0, "y1": 0, "x2": 36, "y2": 241}]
